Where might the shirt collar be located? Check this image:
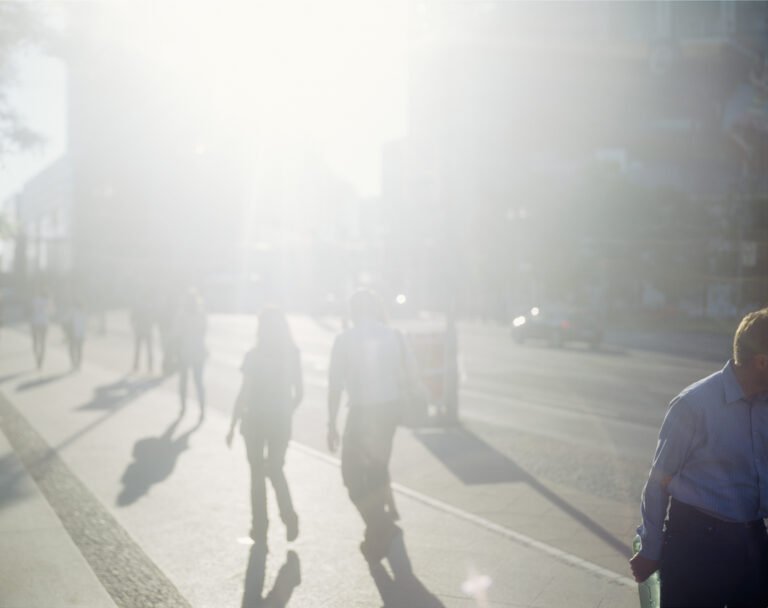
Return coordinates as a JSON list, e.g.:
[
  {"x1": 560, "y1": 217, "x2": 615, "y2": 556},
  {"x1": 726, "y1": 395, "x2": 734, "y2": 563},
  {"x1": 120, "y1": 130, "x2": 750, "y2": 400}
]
[{"x1": 723, "y1": 360, "x2": 747, "y2": 405}]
